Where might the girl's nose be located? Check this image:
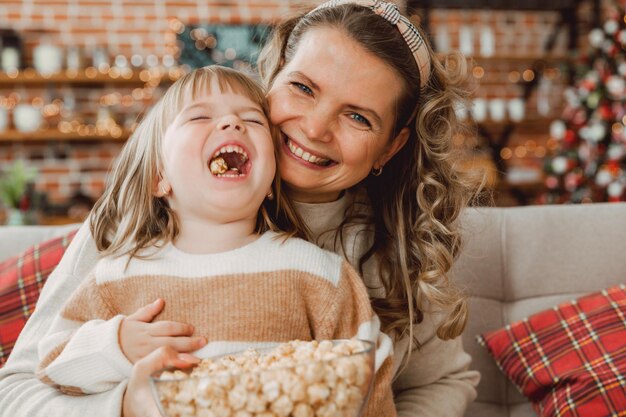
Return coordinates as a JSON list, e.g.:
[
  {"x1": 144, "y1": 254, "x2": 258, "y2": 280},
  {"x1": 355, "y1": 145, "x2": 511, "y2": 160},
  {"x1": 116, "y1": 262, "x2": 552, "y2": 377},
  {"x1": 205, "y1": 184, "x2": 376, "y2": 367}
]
[{"x1": 217, "y1": 115, "x2": 244, "y2": 132}]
